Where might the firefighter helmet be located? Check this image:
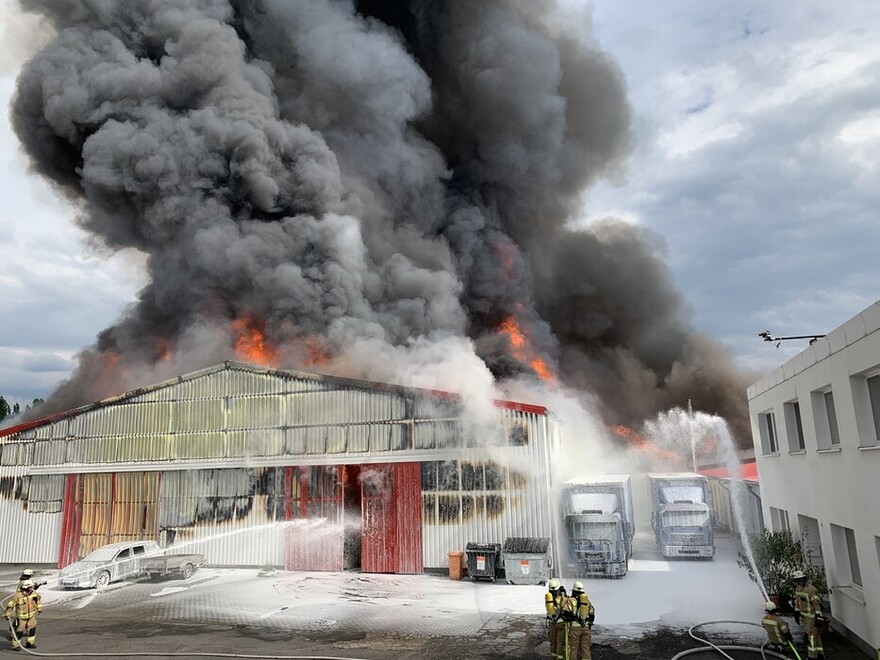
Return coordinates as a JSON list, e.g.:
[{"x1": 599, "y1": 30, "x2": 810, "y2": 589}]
[
  {"x1": 20, "y1": 579, "x2": 35, "y2": 590},
  {"x1": 572, "y1": 581, "x2": 584, "y2": 592},
  {"x1": 791, "y1": 570, "x2": 807, "y2": 581},
  {"x1": 764, "y1": 600, "x2": 777, "y2": 612},
  {"x1": 548, "y1": 579, "x2": 560, "y2": 591},
  {"x1": 21, "y1": 569, "x2": 34, "y2": 577}
]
